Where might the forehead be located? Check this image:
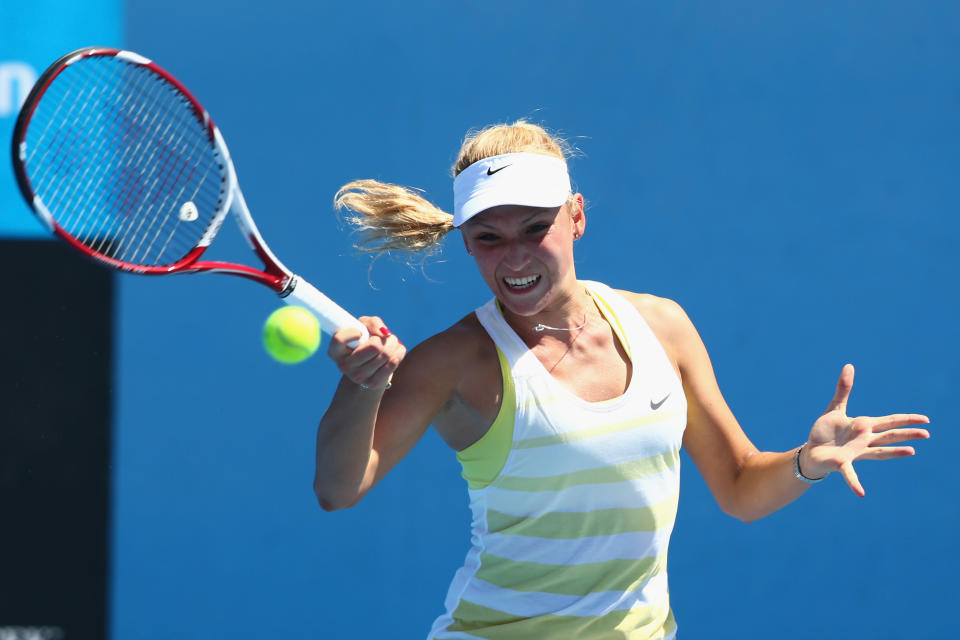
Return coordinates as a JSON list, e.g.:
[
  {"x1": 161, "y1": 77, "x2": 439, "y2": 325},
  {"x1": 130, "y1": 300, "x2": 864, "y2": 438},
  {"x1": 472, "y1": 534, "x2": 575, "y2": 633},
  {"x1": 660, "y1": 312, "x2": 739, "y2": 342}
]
[{"x1": 463, "y1": 204, "x2": 562, "y2": 229}]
